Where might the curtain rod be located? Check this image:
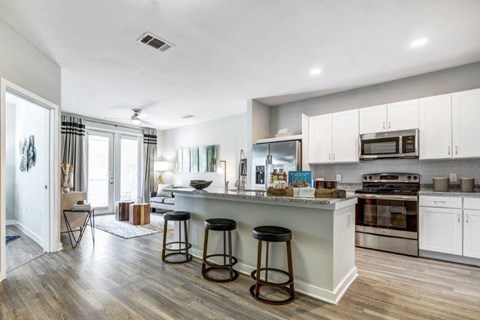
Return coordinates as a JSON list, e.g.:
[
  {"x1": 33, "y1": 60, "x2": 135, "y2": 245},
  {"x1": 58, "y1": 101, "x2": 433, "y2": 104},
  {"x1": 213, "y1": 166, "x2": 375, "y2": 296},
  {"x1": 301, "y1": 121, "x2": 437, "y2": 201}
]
[{"x1": 61, "y1": 111, "x2": 157, "y2": 131}]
